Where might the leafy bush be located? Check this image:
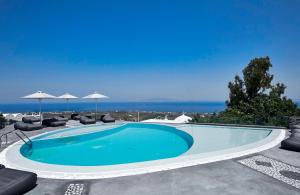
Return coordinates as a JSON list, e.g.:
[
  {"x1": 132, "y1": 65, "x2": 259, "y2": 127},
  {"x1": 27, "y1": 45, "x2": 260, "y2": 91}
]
[{"x1": 0, "y1": 114, "x2": 6, "y2": 129}]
